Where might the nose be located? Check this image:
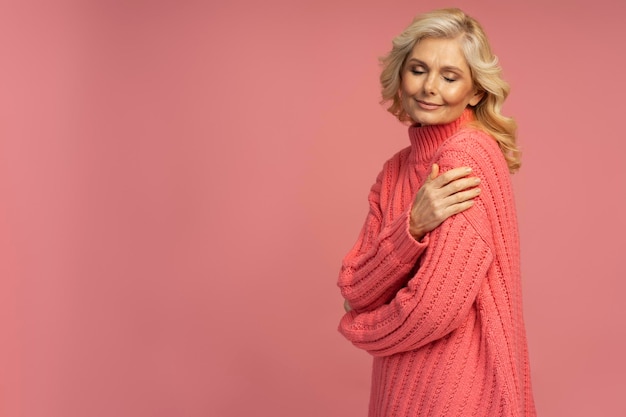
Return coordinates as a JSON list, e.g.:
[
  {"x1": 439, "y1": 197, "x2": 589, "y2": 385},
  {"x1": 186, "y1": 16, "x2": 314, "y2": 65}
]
[{"x1": 423, "y1": 73, "x2": 437, "y2": 95}]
